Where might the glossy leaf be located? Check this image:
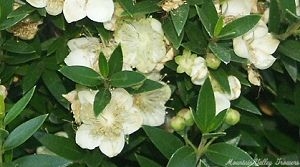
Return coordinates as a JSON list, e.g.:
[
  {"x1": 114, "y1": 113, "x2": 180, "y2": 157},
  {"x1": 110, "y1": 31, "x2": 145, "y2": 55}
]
[
  {"x1": 2, "y1": 39, "x2": 36, "y2": 54},
  {"x1": 129, "y1": 79, "x2": 164, "y2": 94},
  {"x1": 193, "y1": 78, "x2": 216, "y2": 133},
  {"x1": 210, "y1": 68, "x2": 230, "y2": 93},
  {"x1": 218, "y1": 15, "x2": 261, "y2": 40},
  {"x1": 171, "y1": 4, "x2": 190, "y2": 36},
  {"x1": 93, "y1": 88, "x2": 111, "y2": 116},
  {"x1": 98, "y1": 52, "x2": 109, "y2": 78},
  {"x1": 4, "y1": 86, "x2": 36, "y2": 125},
  {"x1": 232, "y1": 96, "x2": 261, "y2": 115},
  {"x1": 206, "y1": 143, "x2": 257, "y2": 166},
  {"x1": 13, "y1": 155, "x2": 72, "y2": 167},
  {"x1": 42, "y1": 70, "x2": 69, "y2": 109},
  {"x1": 162, "y1": 17, "x2": 184, "y2": 49},
  {"x1": 143, "y1": 125, "x2": 184, "y2": 159},
  {"x1": 278, "y1": 40, "x2": 300, "y2": 62},
  {"x1": 136, "y1": 154, "x2": 162, "y2": 167},
  {"x1": 59, "y1": 66, "x2": 102, "y2": 87},
  {"x1": 35, "y1": 133, "x2": 84, "y2": 161},
  {"x1": 108, "y1": 45, "x2": 123, "y2": 76},
  {"x1": 268, "y1": 0, "x2": 280, "y2": 33},
  {"x1": 3, "y1": 114, "x2": 48, "y2": 150},
  {"x1": 0, "y1": 14, "x2": 27, "y2": 30},
  {"x1": 195, "y1": 1, "x2": 219, "y2": 37},
  {"x1": 167, "y1": 146, "x2": 196, "y2": 167},
  {"x1": 110, "y1": 71, "x2": 146, "y2": 88},
  {"x1": 208, "y1": 42, "x2": 231, "y2": 64}
]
